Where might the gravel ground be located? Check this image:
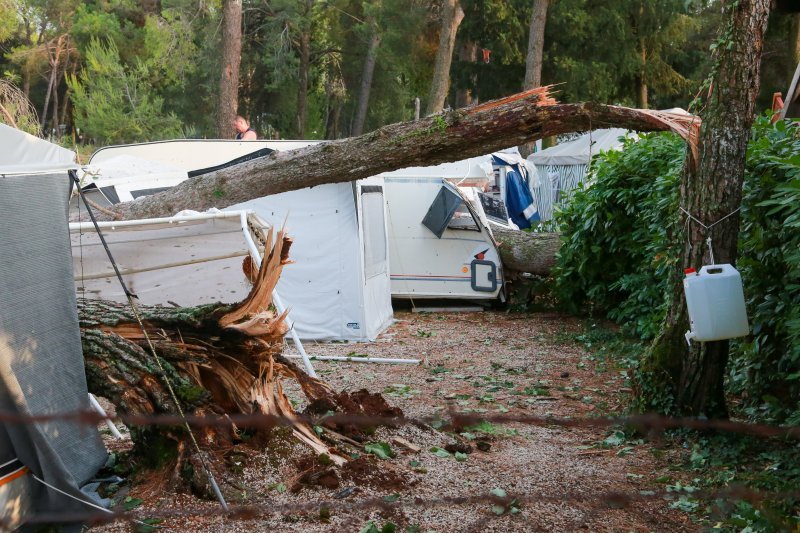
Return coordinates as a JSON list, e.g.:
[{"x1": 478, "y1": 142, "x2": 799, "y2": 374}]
[{"x1": 93, "y1": 310, "x2": 698, "y2": 532}]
